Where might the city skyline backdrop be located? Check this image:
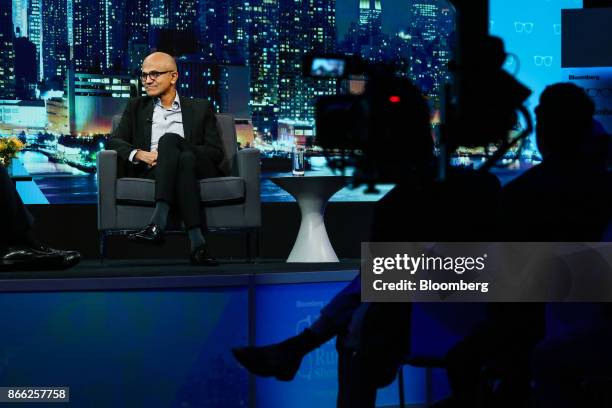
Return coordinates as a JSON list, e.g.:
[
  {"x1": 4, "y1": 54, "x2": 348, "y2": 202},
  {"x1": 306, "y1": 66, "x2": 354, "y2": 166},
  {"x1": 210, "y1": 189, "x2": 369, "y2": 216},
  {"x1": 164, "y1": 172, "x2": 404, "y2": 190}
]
[
  {"x1": 0, "y1": 0, "x2": 456, "y2": 204},
  {"x1": 0, "y1": 0, "x2": 600, "y2": 210},
  {"x1": 2, "y1": 0, "x2": 455, "y2": 138}
]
